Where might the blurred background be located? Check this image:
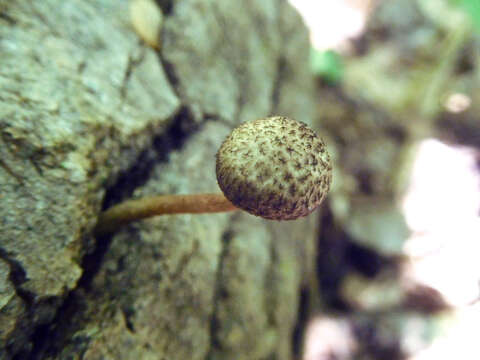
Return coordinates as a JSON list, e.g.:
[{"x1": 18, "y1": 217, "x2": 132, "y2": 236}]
[{"x1": 287, "y1": 0, "x2": 480, "y2": 359}]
